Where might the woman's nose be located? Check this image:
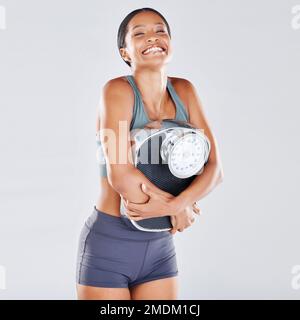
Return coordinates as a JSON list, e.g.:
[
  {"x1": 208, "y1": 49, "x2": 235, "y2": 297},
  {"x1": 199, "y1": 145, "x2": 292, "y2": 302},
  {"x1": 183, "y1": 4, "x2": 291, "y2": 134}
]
[{"x1": 146, "y1": 33, "x2": 159, "y2": 42}]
